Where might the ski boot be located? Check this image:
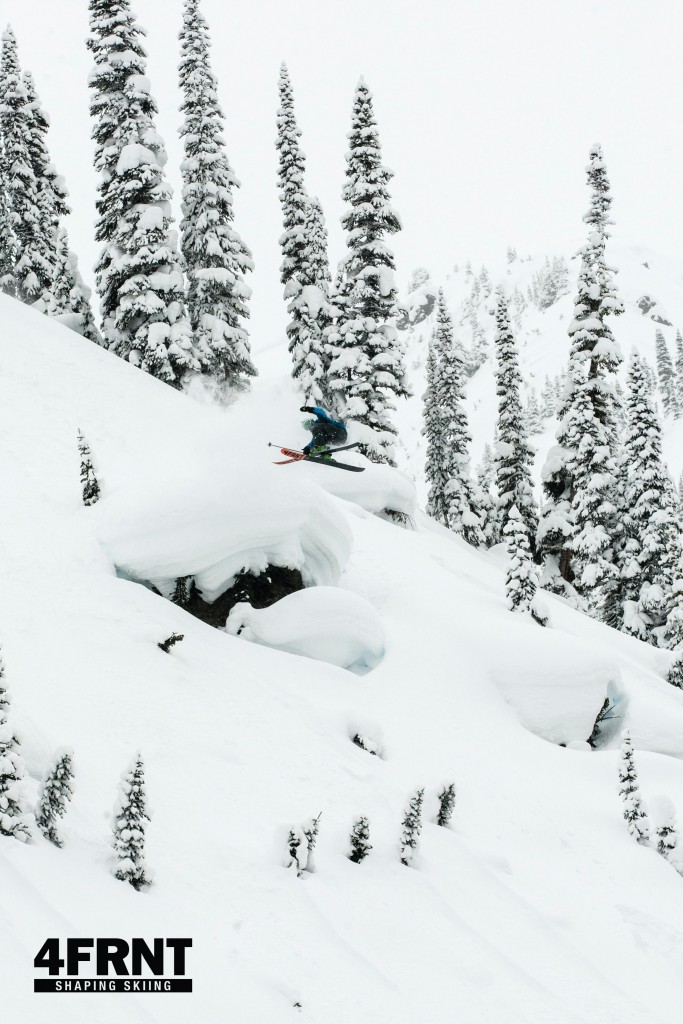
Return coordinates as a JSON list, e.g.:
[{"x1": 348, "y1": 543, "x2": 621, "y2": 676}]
[{"x1": 310, "y1": 444, "x2": 333, "y2": 461}]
